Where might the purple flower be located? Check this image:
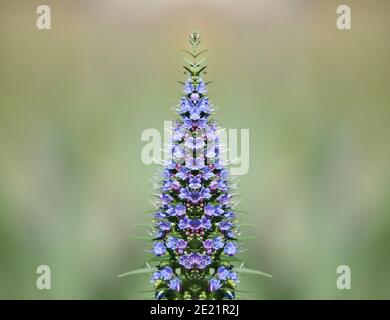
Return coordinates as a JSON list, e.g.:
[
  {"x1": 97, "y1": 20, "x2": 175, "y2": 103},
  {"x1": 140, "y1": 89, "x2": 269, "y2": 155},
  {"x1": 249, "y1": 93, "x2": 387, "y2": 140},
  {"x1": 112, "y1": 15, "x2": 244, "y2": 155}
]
[
  {"x1": 172, "y1": 145, "x2": 185, "y2": 158},
  {"x1": 200, "y1": 216, "x2": 212, "y2": 229},
  {"x1": 189, "y1": 176, "x2": 202, "y2": 189},
  {"x1": 183, "y1": 118, "x2": 208, "y2": 129},
  {"x1": 196, "y1": 79, "x2": 207, "y2": 94},
  {"x1": 212, "y1": 236, "x2": 225, "y2": 249},
  {"x1": 201, "y1": 187, "x2": 211, "y2": 200},
  {"x1": 166, "y1": 205, "x2": 175, "y2": 216},
  {"x1": 198, "y1": 255, "x2": 212, "y2": 269},
  {"x1": 178, "y1": 255, "x2": 192, "y2": 269},
  {"x1": 224, "y1": 242, "x2": 237, "y2": 256},
  {"x1": 166, "y1": 236, "x2": 178, "y2": 250},
  {"x1": 189, "y1": 218, "x2": 201, "y2": 230},
  {"x1": 178, "y1": 253, "x2": 211, "y2": 270},
  {"x1": 160, "y1": 193, "x2": 173, "y2": 204},
  {"x1": 152, "y1": 242, "x2": 166, "y2": 256},
  {"x1": 184, "y1": 80, "x2": 194, "y2": 94},
  {"x1": 174, "y1": 204, "x2": 186, "y2": 217},
  {"x1": 179, "y1": 187, "x2": 190, "y2": 200},
  {"x1": 203, "y1": 239, "x2": 213, "y2": 250},
  {"x1": 185, "y1": 137, "x2": 205, "y2": 150},
  {"x1": 157, "y1": 221, "x2": 171, "y2": 232},
  {"x1": 214, "y1": 205, "x2": 224, "y2": 216},
  {"x1": 176, "y1": 239, "x2": 188, "y2": 252},
  {"x1": 198, "y1": 97, "x2": 211, "y2": 113},
  {"x1": 155, "y1": 211, "x2": 167, "y2": 219},
  {"x1": 205, "y1": 127, "x2": 217, "y2": 141},
  {"x1": 178, "y1": 215, "x2": 190, "y2": 230},
  {"x1": 168, "y1": 278, "x2": 181, "y2": 292},
  {"x1": 209, "y1": 278, "x2": 222, "y2": 292},
  {"x1": 219, "y1": 221, "x2": 233, "y2": 231},
  {"x1": 190, "y1": 93, "x2": 200, "y2": 103},
  {"x1": 229, "y1": 271, "x2": 239, "y2": 282},
  {"x1": 217, "y1": 194, "x2": 231, "y2": 204},
  {"x1": 201, "y1": 167, "x2": 215, "y2": 181},
  {"x1": 217, "y1": 266, "x2": 230, "y2": 280},
  {"x1": 160, "y1": 266, "x2": 173, "y2": 280},
  {"x1": 224, "y1": 211, "x2": 236, "y2": 219},
  {"x1": 172, "y1": 127, "x2": 186, "y2": 141},
  {"x1": 179, "y1": 98, "x2": 191, "y2": 113},
  {"x1": 189, "y1": 107, "x2": 201, "y2": 120},
  {"x1": 151, "y1": 271, "x2": 161, "y2": 282},
  {"x1": 175, "y1": 167, "x2": 189, "y2": 180},
  {"x1": 204, "y1": 204, "x2": 215, "y2": 217},
  {"x1": 188, "y1": 191, "x2": 202, "y2": 203},
  {"x1": 185, "y1": 157, "x2": 205, "y2": 170}
]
